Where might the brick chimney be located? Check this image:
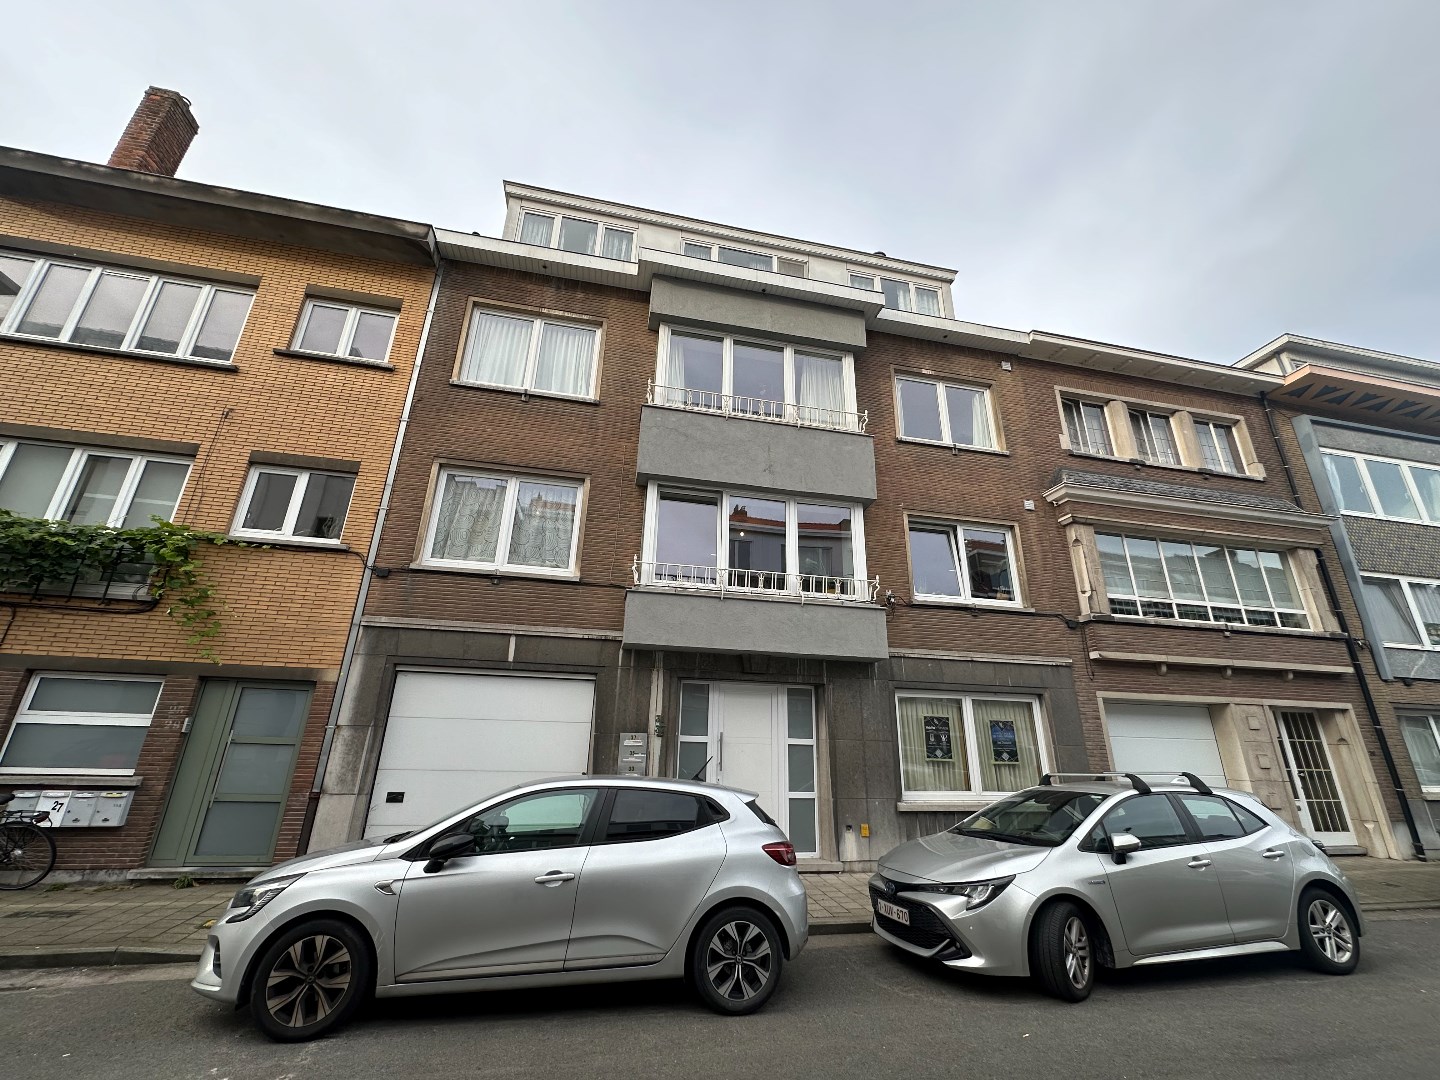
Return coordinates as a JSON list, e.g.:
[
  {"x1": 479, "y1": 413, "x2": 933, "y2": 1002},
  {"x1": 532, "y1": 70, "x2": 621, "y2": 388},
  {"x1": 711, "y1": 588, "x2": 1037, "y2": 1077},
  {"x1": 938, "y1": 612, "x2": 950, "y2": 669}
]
[{"x1": 107, "y1": 87, "x2": 199, "y2": 177}]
